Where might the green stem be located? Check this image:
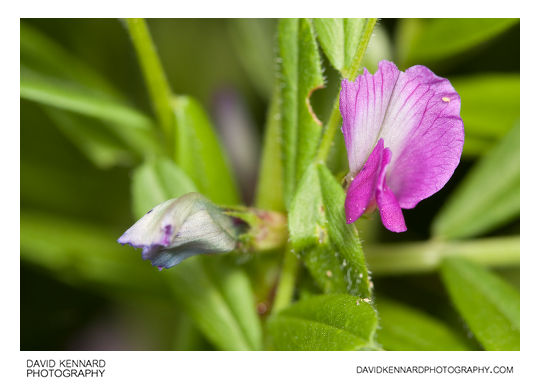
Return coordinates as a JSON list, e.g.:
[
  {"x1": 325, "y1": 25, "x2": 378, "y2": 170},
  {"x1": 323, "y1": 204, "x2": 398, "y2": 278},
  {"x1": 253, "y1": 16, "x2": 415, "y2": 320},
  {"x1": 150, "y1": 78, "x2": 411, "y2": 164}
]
[
  {"x1": 315, "y1": 18, "x2": 377, "y2": 163},
  {"x1": 315, "y1": 96, "x2": 341, "y2": 162},
  {"x1": 342, "y1": 18, "x2": 377, "y2": 81},
  {"x1": 125, "y1": 18, "x2": 175, "y2": 143},
  {"x1": 272, "y1": 246, "x2": 300, "y2": 313},
  {"x1": 365, "y1": 236, "x2": 520, "y2": 275}
]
